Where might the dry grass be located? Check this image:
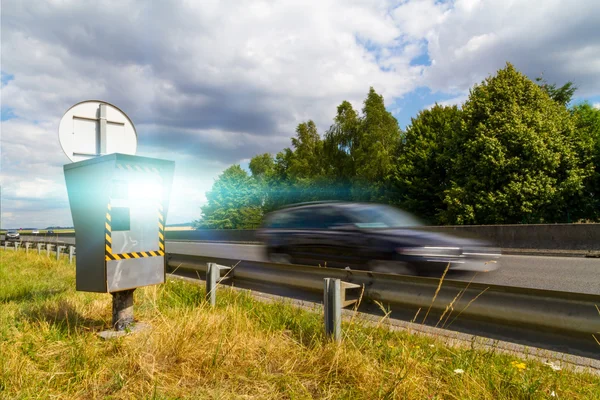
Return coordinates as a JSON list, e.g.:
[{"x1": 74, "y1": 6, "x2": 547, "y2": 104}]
[{"x1": 1, "y1": 250, "x2": 599, "y2": 399}]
